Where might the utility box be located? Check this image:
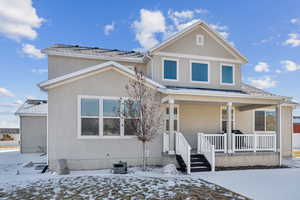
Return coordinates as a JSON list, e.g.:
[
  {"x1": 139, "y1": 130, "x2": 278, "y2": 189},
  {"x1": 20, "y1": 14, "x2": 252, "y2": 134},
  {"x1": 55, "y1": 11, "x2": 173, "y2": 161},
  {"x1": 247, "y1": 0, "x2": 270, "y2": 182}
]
[{"x1": 113, "y1": 161, "x2": 127, "y2": 174}]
